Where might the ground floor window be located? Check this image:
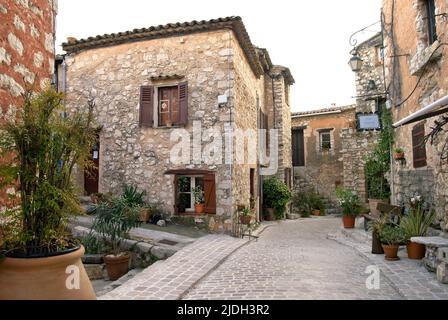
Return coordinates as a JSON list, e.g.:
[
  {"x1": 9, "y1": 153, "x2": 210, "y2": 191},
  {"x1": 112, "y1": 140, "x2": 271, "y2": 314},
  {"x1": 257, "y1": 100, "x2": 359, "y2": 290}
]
[
  {"x1": 175, "y1": 173, "x2": 216, "y2": 214},
  {"x1": 177, "y1": 176, "x2": 204, "y2": 212}
]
